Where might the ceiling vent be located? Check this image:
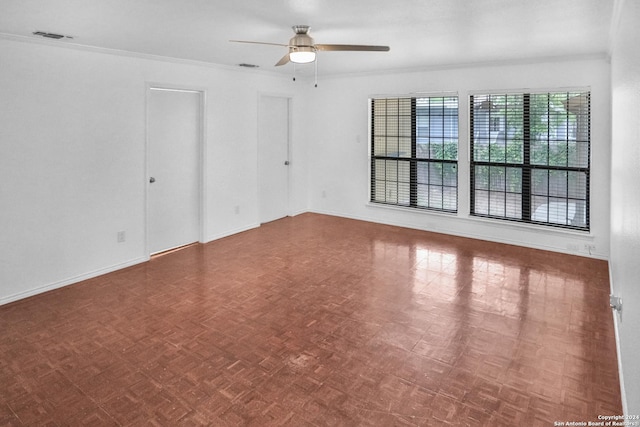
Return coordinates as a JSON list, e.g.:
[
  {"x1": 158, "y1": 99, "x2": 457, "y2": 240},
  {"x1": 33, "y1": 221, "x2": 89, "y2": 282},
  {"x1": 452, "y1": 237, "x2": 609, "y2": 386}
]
[{"x1": 32, "y1": 31, "x2": 73, "y2": 40}]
